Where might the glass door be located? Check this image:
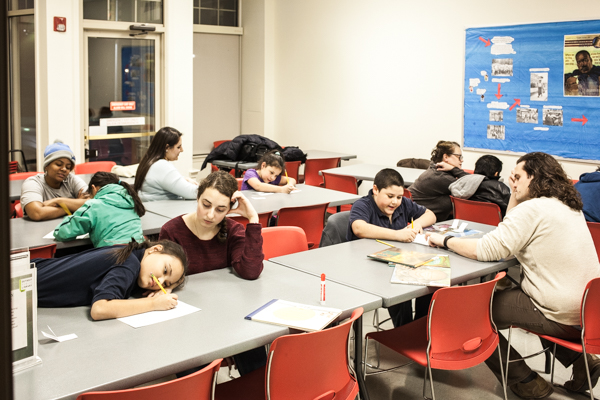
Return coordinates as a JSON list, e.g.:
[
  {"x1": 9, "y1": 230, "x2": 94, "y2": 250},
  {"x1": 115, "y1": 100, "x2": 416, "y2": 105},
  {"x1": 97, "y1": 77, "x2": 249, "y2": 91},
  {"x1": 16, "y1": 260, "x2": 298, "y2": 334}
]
[{"x1": 84, "y1": 30, "x2": 161, "y2": 165}]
